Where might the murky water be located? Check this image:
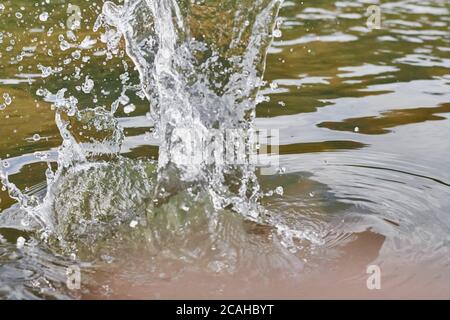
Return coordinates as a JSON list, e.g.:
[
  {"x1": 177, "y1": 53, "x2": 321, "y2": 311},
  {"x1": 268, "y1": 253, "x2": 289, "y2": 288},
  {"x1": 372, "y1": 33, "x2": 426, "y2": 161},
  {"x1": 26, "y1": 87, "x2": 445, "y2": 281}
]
[{"x1": 0, "y1": 0, "x2": 449, "y2": 299}]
